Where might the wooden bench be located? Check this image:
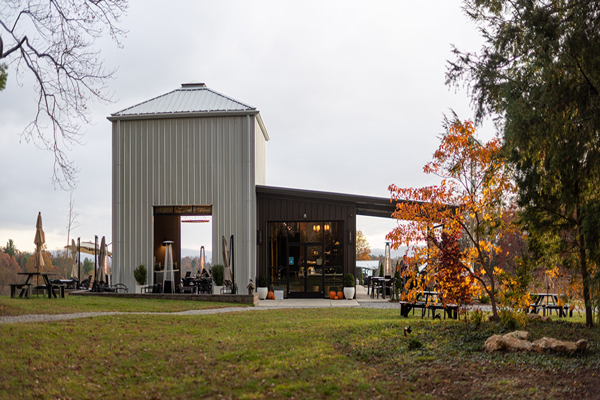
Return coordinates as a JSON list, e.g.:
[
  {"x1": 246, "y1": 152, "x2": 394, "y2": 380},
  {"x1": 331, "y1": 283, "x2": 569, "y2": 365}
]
[
  {"x1": 10, "y1": 283, "x2": 32, "y2": 298},
  {"x1": 543, "y1": 304, "x2": 572, "y2": 318},
  {"x1": 33, "y1": 284, "x2": 65, "y2": 298},
  {"x1": 400, "y1": 301, "x2": 458, "y2": 319}
]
